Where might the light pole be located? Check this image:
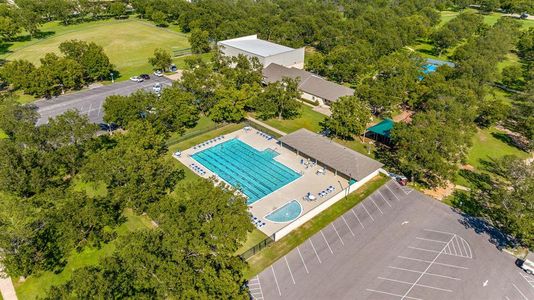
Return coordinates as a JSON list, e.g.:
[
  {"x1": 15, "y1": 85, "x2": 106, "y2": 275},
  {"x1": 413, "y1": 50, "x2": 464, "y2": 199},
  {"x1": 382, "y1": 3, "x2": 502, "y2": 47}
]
[{"x1": 110, "y1": 72, "x2": 114, "y2": 83}]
